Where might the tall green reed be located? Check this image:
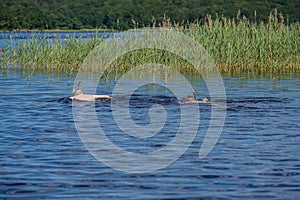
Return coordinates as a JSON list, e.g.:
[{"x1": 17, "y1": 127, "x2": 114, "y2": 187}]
[
  {"x1": 191, "y1": 9, "x2": 300, "y2": 74},
  {"x1": 0, "y1": 31, "x2": 103, "y2": 76},
  {"x1": 0, "y1": 10, "x2": 299, "y2": 77}
]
